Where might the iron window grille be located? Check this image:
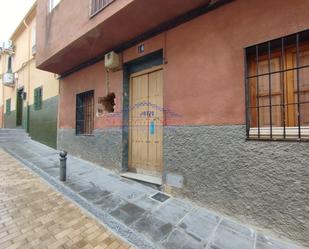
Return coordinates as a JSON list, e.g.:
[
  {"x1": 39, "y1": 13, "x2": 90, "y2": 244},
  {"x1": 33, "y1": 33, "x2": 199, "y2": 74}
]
[
  {"x1": 90, "y1": 0, "x2": 114, "y2": 17},
  {"x1": 6, "y1": 99, "x2": 11, "y2": 115},
  {"x1": 34, "y1": 87, "x2": 43, "y2": 110},
  {"x1": 245, "y1": 30, "x2": 309, "y2": 141},
  {"x1": 76, "y1": 90, "x2": 94, "y2": 135}
]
